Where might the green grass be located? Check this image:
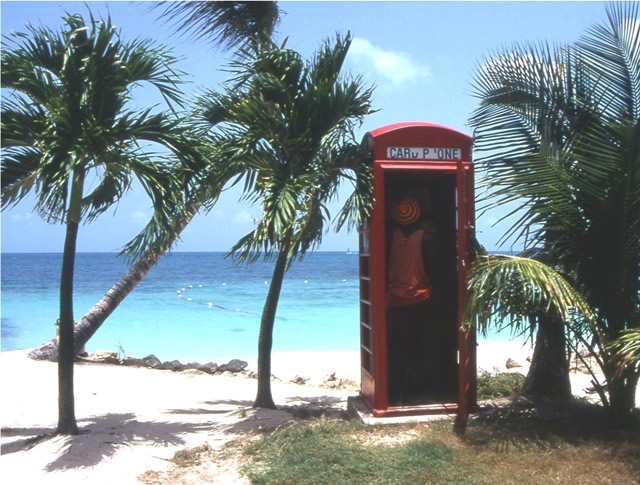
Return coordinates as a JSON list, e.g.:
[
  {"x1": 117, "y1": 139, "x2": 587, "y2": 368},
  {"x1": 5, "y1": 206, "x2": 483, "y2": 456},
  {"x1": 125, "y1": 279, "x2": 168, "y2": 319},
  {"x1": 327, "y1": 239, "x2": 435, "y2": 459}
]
[
  {"x1": 163, "y1": 373, "x2": 638, "y2": 485},
  {"x1": 243, "y1": 420, "x2": 454, "y2": 485},
  {"x1": 241, "y1": 408, "x2": 640, "y2": 485},
  {"x1": 477, "y1": 369, "x2": 525, "y2": 400}
]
